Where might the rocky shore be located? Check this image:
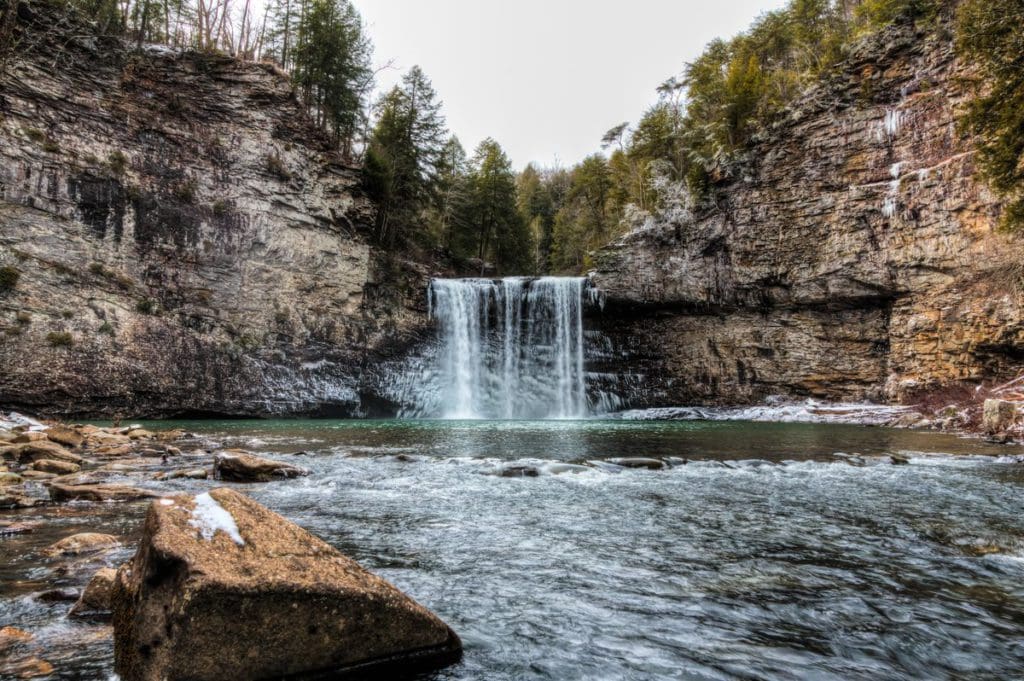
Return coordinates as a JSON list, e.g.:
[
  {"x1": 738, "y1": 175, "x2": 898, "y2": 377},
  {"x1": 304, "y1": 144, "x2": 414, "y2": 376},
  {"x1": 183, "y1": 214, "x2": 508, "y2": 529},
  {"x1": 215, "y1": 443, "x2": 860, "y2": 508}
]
[{"x1": 0, "y1": 413, "x2": 461, "y2": 680}]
